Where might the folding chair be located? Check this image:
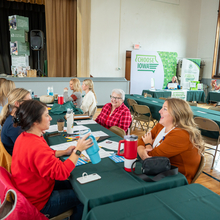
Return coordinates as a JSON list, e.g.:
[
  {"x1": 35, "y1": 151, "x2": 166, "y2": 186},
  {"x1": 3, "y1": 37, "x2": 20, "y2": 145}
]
[
  {"x1": 194, "y1": 117, "x2": 220, "y2": 169},
  {"x1": 159, "y1": 97, "x2": 166, "y2": 100},
  {"x1": 126, "y1": 98, "x2": 137, "y2": 117},
  {"x1": 208, "y1": 106, "x2": 220, "y2": 111},
  {"x1": 109, "y1": 126, "x2": 126, "y2": 138},
  {"x1": 191, "y1": 154, "x2": 205, "y2": 183},
  {"x1": 187, "y1": 102, "x2": 197, "y2": 107},
  {"x1": 0, "y1": 167, "x2": 73, "y2": 220},
  {"x1": 132, "y1": 104, "x2": 156, "y2": 132}
]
